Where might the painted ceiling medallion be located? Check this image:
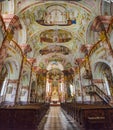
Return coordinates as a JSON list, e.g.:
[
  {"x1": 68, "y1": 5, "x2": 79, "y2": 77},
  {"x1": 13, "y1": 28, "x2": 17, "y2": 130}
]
[
  {"x1": 40, "y1": 29, "x2": 72, "y2": 43},
  {"x1": 39, "y1": 45, "x2": 70, "y2": 55},
  {"x1": 35, "y1": 5, "x2": 76, "y2": 26},
  {"x1": 48, "y1": 55, "x2": 64, "y2": 62}
]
